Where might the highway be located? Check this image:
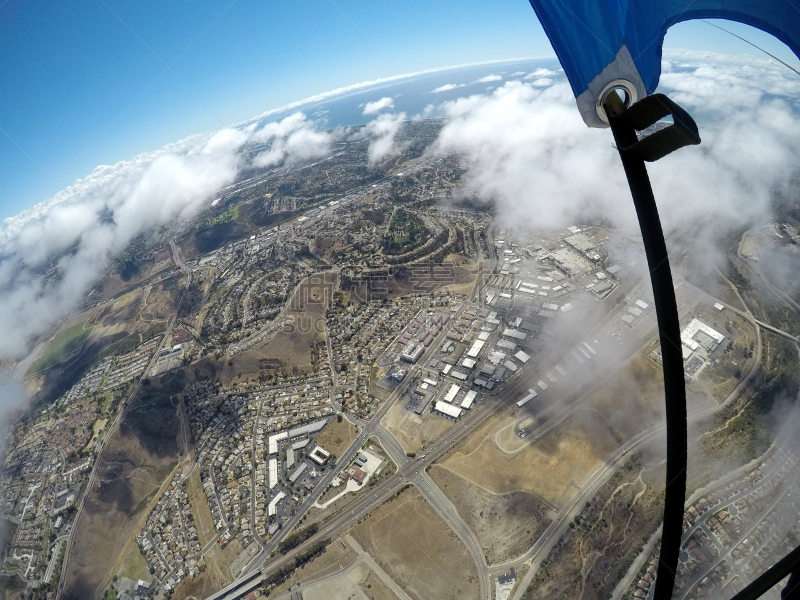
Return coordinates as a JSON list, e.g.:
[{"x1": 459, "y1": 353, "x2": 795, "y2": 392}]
[{"x1": 202, "y1": 243, "x2": 800, "y2": 600}]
